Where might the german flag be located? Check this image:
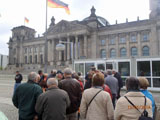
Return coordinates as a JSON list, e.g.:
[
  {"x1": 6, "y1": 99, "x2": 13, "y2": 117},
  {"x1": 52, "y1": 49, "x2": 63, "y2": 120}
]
[
  {"x1": 48, "y1": 0, "x2": 70, "y2": 14},
  {"x1": 24, "y1": 17, "x2": 29, "y2": 23}
]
